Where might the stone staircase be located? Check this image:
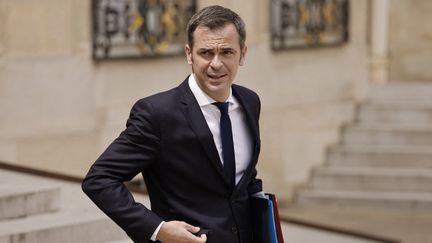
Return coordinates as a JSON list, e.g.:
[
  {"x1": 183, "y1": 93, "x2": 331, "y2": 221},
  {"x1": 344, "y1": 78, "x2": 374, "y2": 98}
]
[
  {"x1": 0, "y1": 169, "x2": 133, "y2": 243},
  {"x1": 295, "y1": 82, "x2": 432, "y2": 210}
]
